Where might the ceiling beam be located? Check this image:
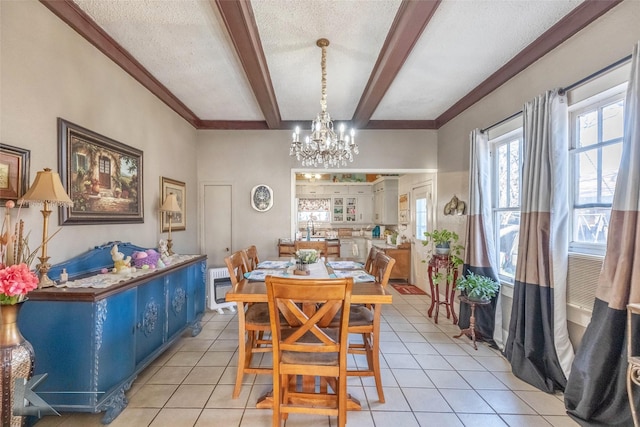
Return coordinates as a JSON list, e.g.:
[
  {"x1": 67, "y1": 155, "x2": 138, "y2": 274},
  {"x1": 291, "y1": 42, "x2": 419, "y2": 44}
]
[
  {"x1": 213, "y1": 0, "x2": 281, "y2": 129},
  {"x1": 198, "y1": 120, "x2": 269, "y2": 130},
  {"x1": 351, "y1": 0, "x2": 441, "y2": 129},
  {"x1": 435, "y1": 0, "x2": 623, "y2": 128},
  {"x1": 39, "y1": 0, "x2": 201, "y2": 129}
]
